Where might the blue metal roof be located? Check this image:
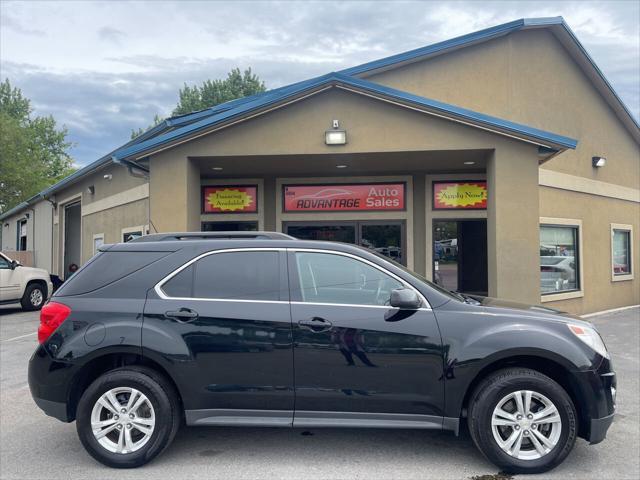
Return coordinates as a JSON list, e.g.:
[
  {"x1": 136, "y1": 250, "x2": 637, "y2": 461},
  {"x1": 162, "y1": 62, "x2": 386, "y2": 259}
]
[
  {"x1": 340, "y1": 17, "x2": 560, "y2": 76},
  {"x1": 342, "y1": 16, "x2": 639, "y2": 132},
  {"x1": 113, "y1": 71, "x2": 577, "y2": 161},
  {"x1": 10, "y1": 16, "x2": 628, "y2": 220},
  {"x1": 338, "y1": 74, "x2": 577, "y2": 149}
]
